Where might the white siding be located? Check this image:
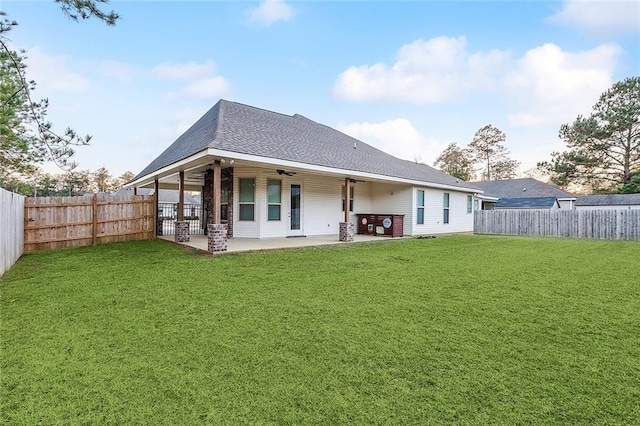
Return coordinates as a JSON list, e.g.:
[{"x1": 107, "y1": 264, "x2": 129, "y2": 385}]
[
  {"x1": 371, "y1": 183, "x2": 413, "y2": 235},
  {"x1": 230, "y1": 167, "x2": 473, "y2": 238},
  {"x1": 233, "y1": 170, "x2": 376, "y2": 238},
  {"x1": 412, "y1": 187, "x2": 473, "y2": 235},
  {"x1": 558, "y1": 199, "x2": 575, "y2": 210}
]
